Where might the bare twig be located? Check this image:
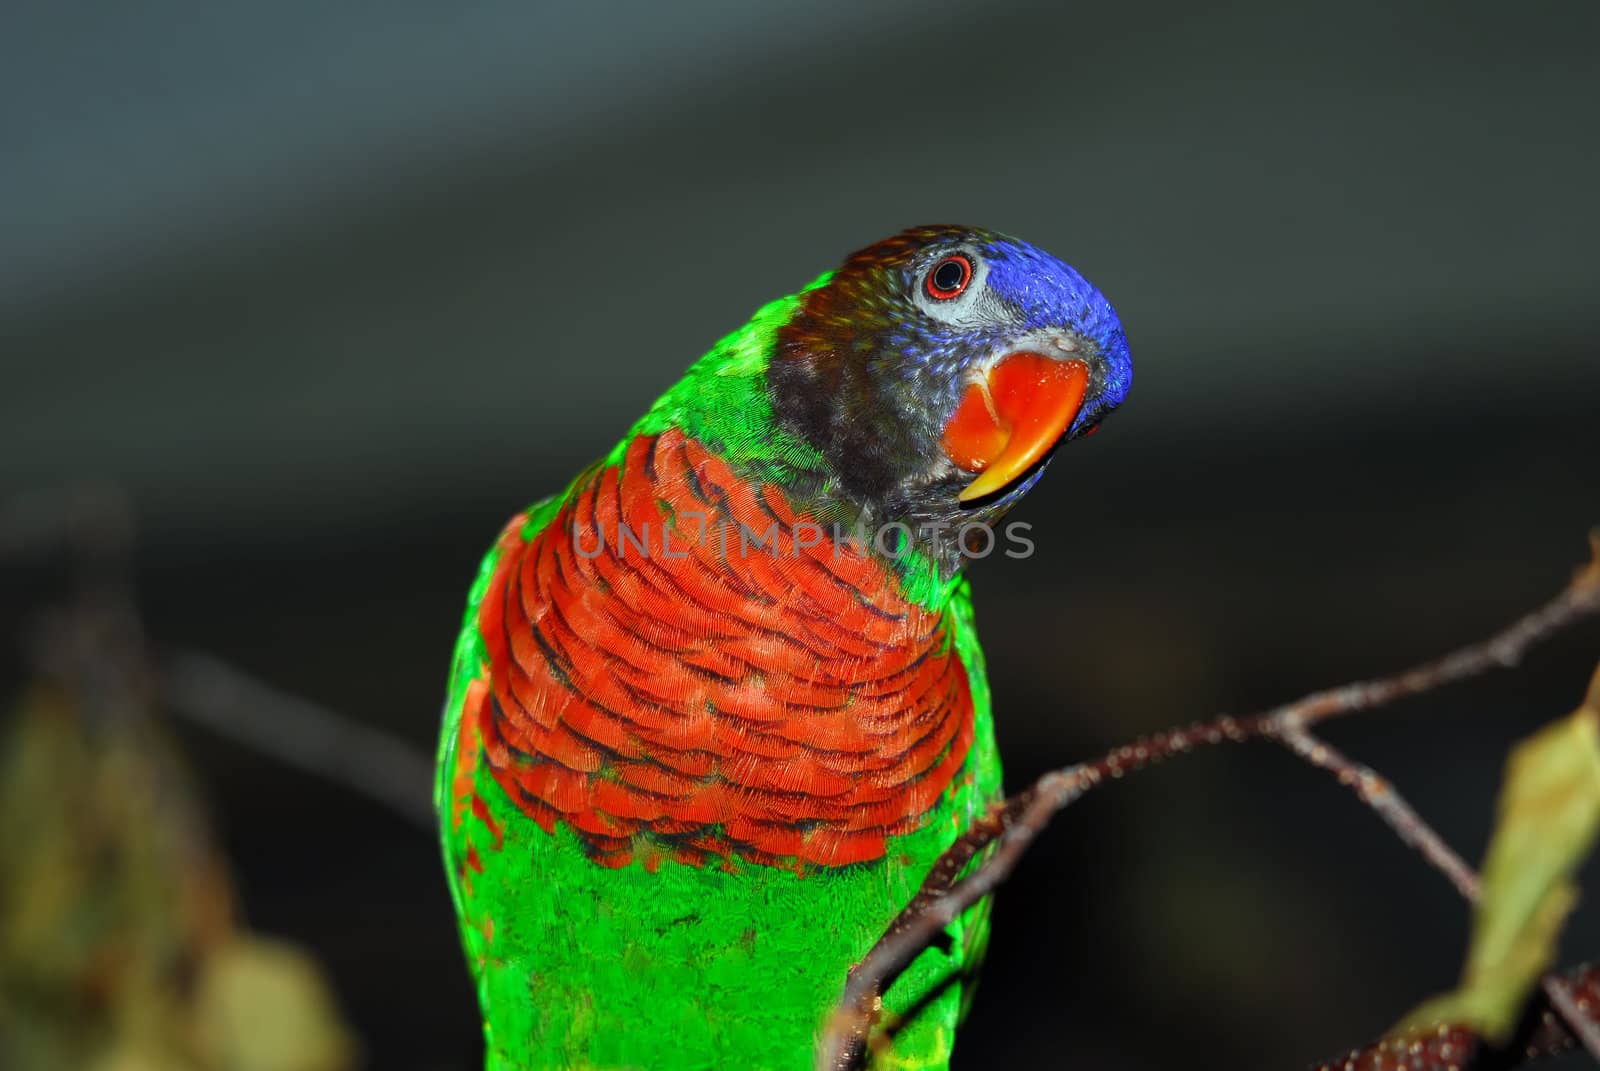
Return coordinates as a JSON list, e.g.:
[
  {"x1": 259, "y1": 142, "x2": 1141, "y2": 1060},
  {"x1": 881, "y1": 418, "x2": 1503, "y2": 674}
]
[
  {"x1": 820, "y1": 717, "x2": 1257, "y2": 1070},
  {"x1": 824, "y1": 772, "x2": 1080, "y2": 1071},
  {"x1": 1276, "y1": 726, "x2": 1600, "y2": 1066},
  {"x1": 819, "y1": 544, "x2": 1600, "y2": 1069},
  {"x1": 162, "y1": 650, "x2": 436, "y2": 829},
  {"x1": 1277, "y1": 721, "x2": 1600, "y2": 1065},
  {"x1": 1541, "y1": 975, "x2": 1600, "y2": 1064},
  {"x1": 1272, "y1": 556, "x2": 1600, "y2": 735},
  {"x1": 1270, "y1": 721, "x2": 1481, "y2": 901},
  {"x1": 4, "y1": 488, "x2": 438, "y2": 832}
]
